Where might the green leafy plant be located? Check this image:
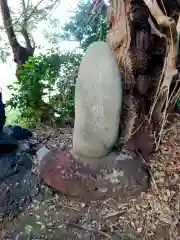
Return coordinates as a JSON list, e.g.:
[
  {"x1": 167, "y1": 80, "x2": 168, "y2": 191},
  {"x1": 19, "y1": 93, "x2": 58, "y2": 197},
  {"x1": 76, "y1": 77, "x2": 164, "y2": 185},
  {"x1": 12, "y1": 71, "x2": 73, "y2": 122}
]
[
  {"x1": 61, "y1": 0, "x2": 108, "y2": 51},
  {"x1": 7, "y1": 50, "x2": 82, "y2": 127}
]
